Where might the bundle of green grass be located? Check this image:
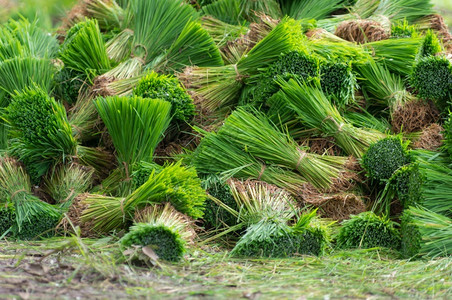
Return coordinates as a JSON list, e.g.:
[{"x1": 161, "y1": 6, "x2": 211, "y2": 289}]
[
  {"x1": 120, "y1": 204, "x2": 193, "y2": 262},
  {"x1": 134, "y1": 72, "x2": 195, "y2": 124},
  {"x1": 410, "y1": 56, "x2": 452, "y2": 111},
  {"x1": 337, "y1": 211, "x2": 401, "y2": 250}
]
